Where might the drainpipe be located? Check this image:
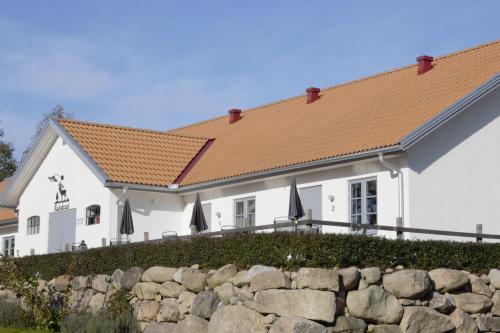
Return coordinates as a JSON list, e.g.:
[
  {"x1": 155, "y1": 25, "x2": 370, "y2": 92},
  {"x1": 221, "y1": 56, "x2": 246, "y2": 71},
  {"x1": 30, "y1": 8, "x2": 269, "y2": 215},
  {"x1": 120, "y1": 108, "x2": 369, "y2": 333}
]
[{"x1": 378, "y1": 153, "x2": 404, "y2": 236}]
